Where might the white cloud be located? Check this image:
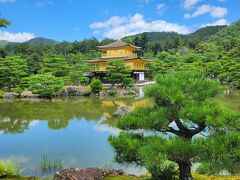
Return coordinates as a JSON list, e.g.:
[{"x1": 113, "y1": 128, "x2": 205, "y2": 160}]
[
  {"x1": 0, "y1": 31, "x2": 35, "y2": 42},
  {"x1": 183, "y1": 0, "x2": 201, "y2": 9},
  {"x1": 184, "y1": 13, "x2": 192, "y2": 19},
  {"x1": 157, "y1": 3, "x2": 165, "y2": 11},
  {"x1": 184, "y1": 4, "x2": 228, "y2": 19},
  {"x1": 90, "y1": 16, "x2": 128, "y2": 29},
  {"x1": 29, "y1": 120, "x2": 39, "y2": 127},
  {"x1": 0, "y1": 0, "x2": 15, "y2": 3},
  {"x1": 200, "y1": 19, "x2": 229, "y2": 28},
  {"x1": 156, "y1": 3, "x2": 166, "y2": 15},
  {"x1": 90, "y1": 13, "x2": 191, "y2": 39},
  {"x1": 93, "y1": 124, "x2": 121, "y2": 136},
  {"x1": 0, "y1": 155, "x2": 29, "y2": 163}
]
